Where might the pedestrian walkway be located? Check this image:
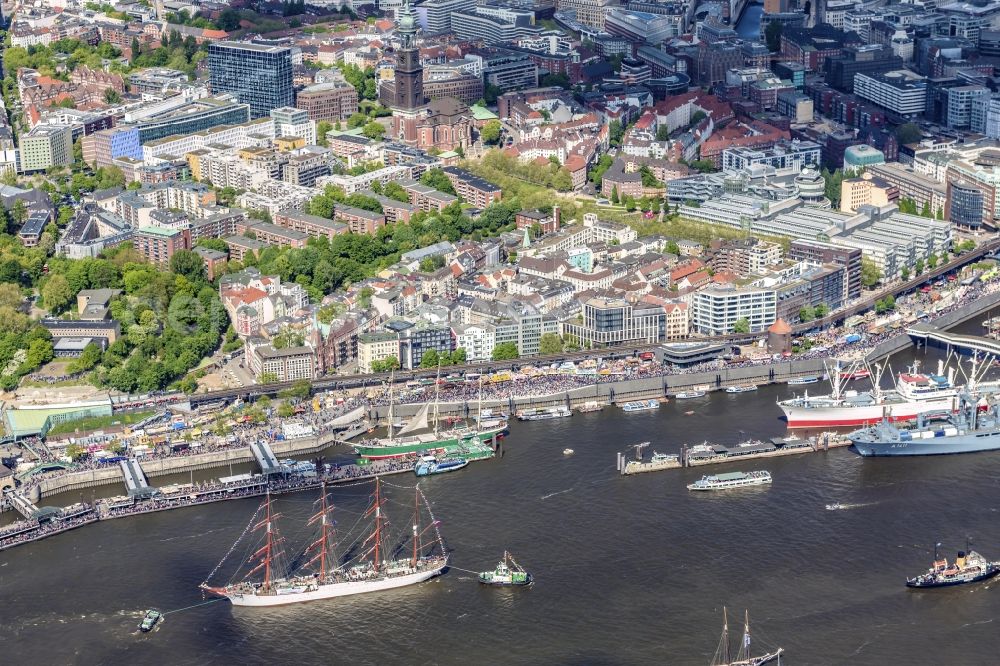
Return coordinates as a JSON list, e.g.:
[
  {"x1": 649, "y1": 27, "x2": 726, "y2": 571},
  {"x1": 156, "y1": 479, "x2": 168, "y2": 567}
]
[
  {"x1": 6, "y1": 490, "x2": 40, "y2": 520},
  {"x1": 907, "y1": 323, "x2": 1000, "y2": 357},
  {"x1": 120, "y1": 458, "x2": 156, "y2": 498},
  {"x1": 250, "y1": 441, "x2": 281, "y2": 475}
]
